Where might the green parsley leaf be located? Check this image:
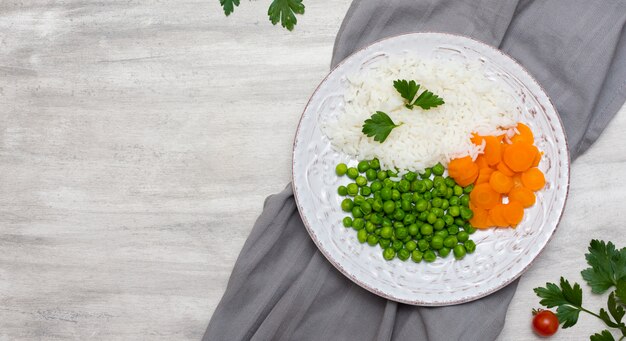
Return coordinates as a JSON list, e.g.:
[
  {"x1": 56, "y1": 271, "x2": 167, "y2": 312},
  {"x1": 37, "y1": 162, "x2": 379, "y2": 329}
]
[
  {"x1": 607, "y1": 292, "x2": 625, "y2": 325},
  {"x1": 581, "y1": 240, "x2": 626, "y2": 294},
  {"x1": 268, "y1": 0, "x2": 305, "y2": 31},
  {"x1": 599, "y1": 308, "x2": 620, "y2": 328},
  {"x1": 393, "y1": 79, "x2": 444, "y2": 110},
  {"x1": 220, "y1": 0, "x2": 240, "y2": 16},
  {"x1": 393, "y1": 80, "x2": 420, "y2": 109},
  {"x1": 590, "y1": 330, "x2": 616, "y2": 341},
  {"x1": 535, "y1": 277, "x2": 584, "y2": 328},
  {"x1": 362, "y1": 111, "x2": 402, "y2": 143},
  {"x1": 616, "y1": 281, "x2": 626, "y2": 304}
]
